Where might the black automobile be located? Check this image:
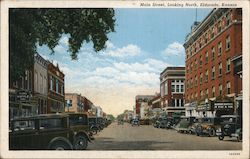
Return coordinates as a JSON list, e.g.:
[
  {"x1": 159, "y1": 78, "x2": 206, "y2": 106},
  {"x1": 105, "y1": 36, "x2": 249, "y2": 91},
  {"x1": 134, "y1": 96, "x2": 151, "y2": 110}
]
[
  {"x1": 216, "y1": 115, "x2": 242, "y2": 142},
  {"x1": 131, "y1": 118, "x2": 140, "y2": 126},
  {"x1": 9, "y1": 114, "x2": 74, "y2": 150},
  {"x1": 175, "y1": 116, "x2": 196, "y2": 133},
  {"x1": 88, "y1": 117, "x2": 101, "y2": 134},
  {"x1": 66, "y1": 113, "x2": 93, "y2": 149}
]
